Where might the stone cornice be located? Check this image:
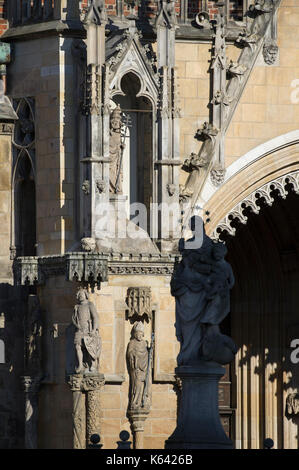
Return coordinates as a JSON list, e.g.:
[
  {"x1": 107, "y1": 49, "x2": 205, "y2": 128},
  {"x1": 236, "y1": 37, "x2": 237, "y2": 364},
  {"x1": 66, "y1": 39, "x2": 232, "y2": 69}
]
[{"x1": 14, "y1": 252, "x2": 179, "y2": 286}]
